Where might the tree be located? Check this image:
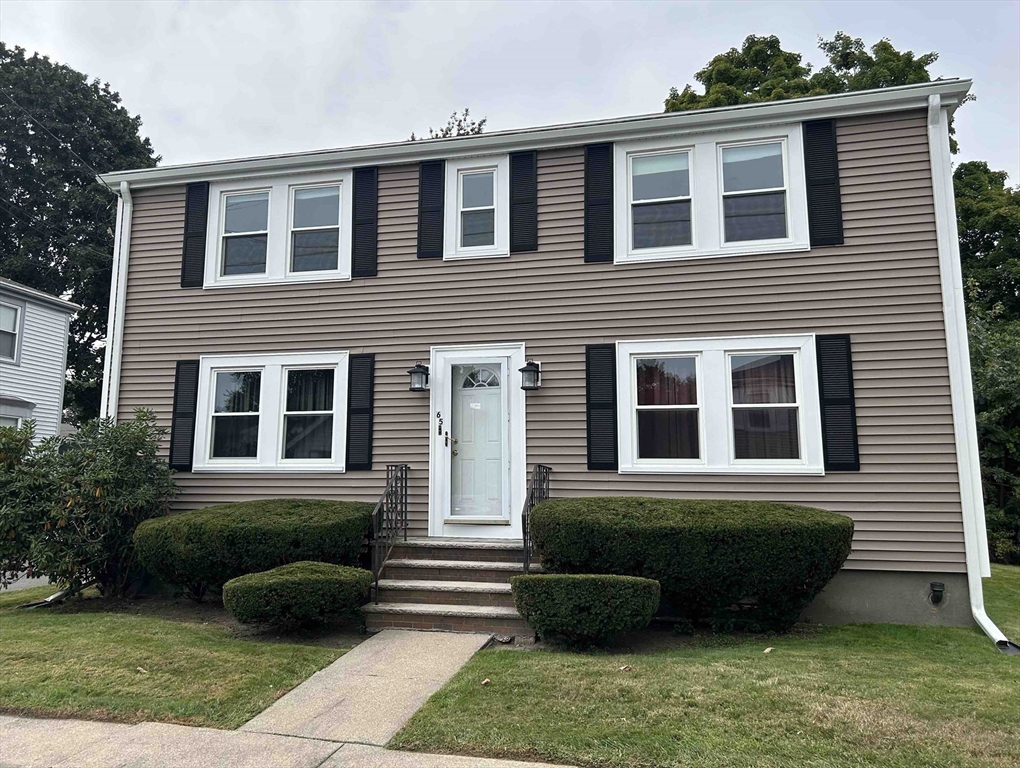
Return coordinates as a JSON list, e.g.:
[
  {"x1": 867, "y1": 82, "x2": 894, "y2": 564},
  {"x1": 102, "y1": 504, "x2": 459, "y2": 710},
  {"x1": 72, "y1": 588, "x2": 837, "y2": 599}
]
[
  {"x1": 0, "y1": 44, "x2": 158, "y2": 422},
  {"x1": 409, "y1": 108, "x2": 486, "y2": 141}
]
